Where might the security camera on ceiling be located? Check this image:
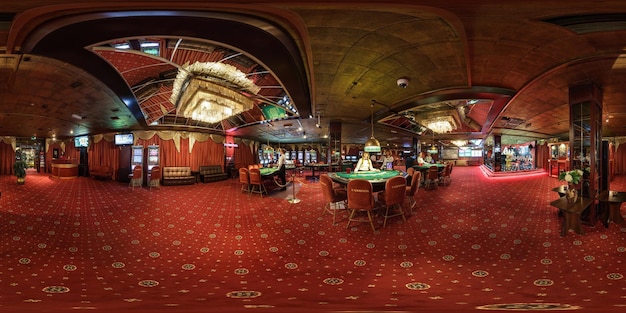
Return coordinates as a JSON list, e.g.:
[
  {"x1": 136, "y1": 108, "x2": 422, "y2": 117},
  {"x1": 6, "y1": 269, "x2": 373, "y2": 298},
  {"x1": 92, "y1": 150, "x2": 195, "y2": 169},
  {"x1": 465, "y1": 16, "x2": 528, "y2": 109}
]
[{"x1": 397, "y1": 77, "x2": 409, "y2": 88}]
